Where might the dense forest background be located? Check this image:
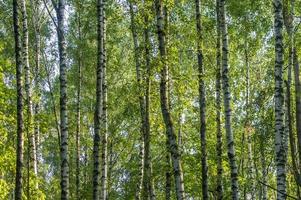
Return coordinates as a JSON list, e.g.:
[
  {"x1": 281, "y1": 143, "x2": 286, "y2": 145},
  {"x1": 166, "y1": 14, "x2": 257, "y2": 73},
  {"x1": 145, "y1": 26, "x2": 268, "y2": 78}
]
[{"x1": 0, "y1": 0, "x2": 301, "y2": 199}]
